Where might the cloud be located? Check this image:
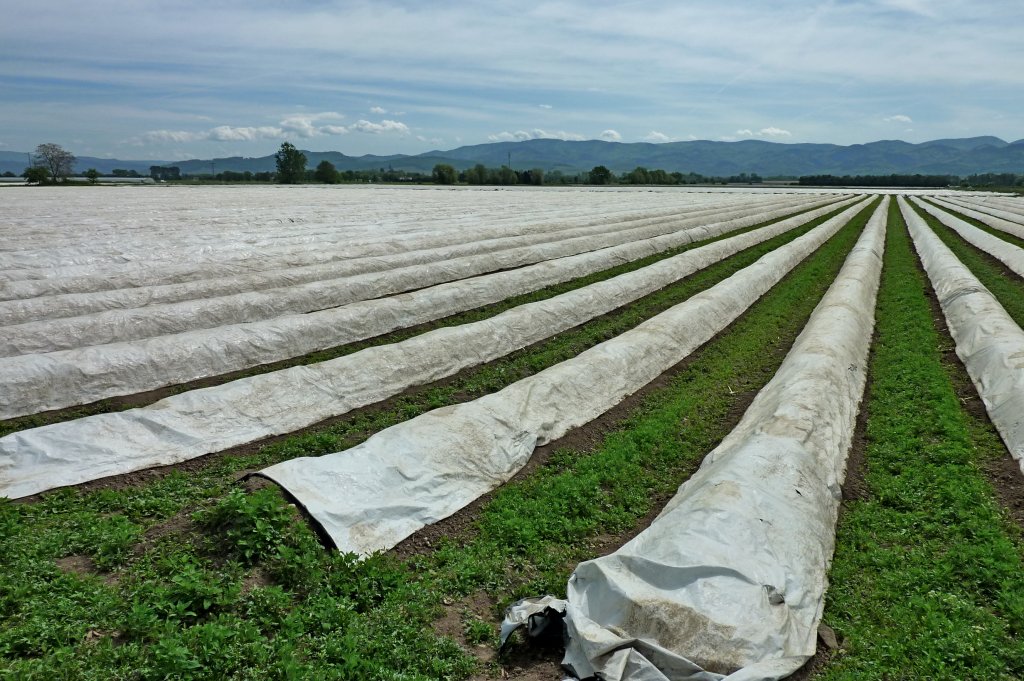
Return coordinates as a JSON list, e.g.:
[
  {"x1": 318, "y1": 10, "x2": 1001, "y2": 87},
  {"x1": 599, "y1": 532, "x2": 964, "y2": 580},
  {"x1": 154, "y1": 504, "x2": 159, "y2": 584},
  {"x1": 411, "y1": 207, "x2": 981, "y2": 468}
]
[
  {"x1": 348, "y1": 119, "x2": 410, "y2": 135},
  {"x1": 487, "y1": 128, "x2": 584, "y2": 142},
  {"x1": 369, "y1": 106, "x2": 388, "y2": 114},
  {"x1": 883, "y1": 114, "x2": 913, "y2": 123},
  {"x1": 538, "y1": 104, "x2": 553, "y2": 109},
  {"x1": 736, "y1": 127, "x2": 792, "y2": 138},
  {"x1": 644, "y1": 131, "x2": 673, "y2": 143},
  {"x1": 600, "y1": 129, "x2": 622, "y2": 142}
]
